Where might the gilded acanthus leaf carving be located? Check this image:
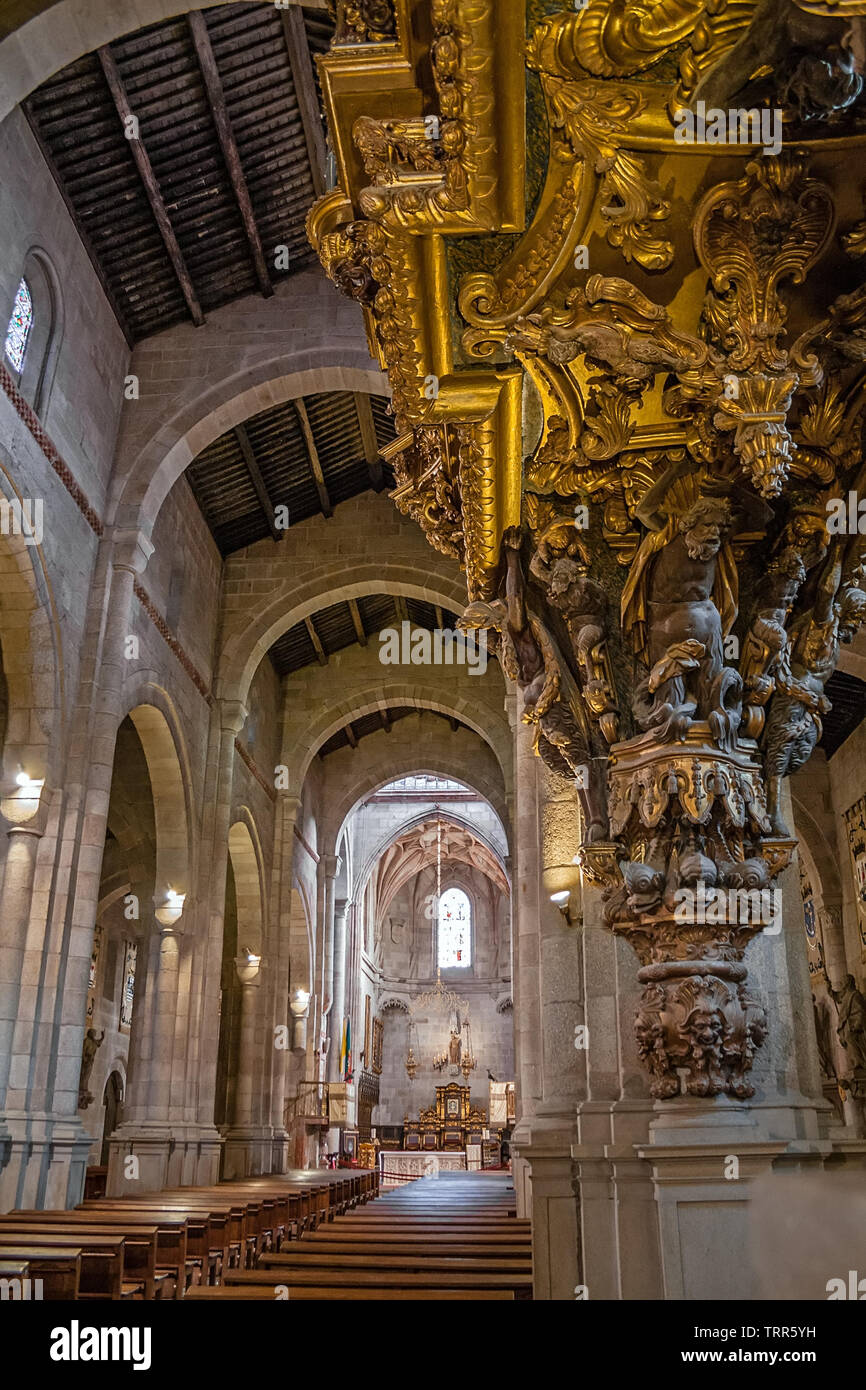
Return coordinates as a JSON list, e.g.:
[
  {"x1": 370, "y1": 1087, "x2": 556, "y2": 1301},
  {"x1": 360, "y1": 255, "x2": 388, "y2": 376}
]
[{"x1": 542, "y1": 79, "x2": 673, "y2": 272}]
